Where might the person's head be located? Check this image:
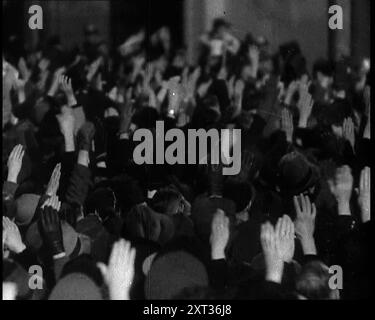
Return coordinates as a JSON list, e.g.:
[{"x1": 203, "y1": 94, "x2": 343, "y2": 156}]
[
  {"x1": 239, "y1": 62, "x2": 253, "y2": 81},
  {"x1": 84, "y1": 24, "x2": 100, "y2": 45},
  {"x1": 313, "y1": 58, "x2": 334, "y2": 89},
  {"x1": 321, "y1": 99, "x2": 353, "y2": 137},
  {"x1": 122, "y1": 204, "x2": 175, "y2": 245},
  {"x1": 14, "y1": 194, "x2": 40, "y2": 226},
  {"x1": 144, "y1": 250, "x2": 209, "y2": 299},
  {"x1": 149, "y1": 187, "x2": 184, "y2": 216},
  {"x1": 84, "y1": 187, "x2": 117, "y2": 222},
  {"x1": 223, "y1": 180, "x2": 253, "y2": 215},
  {"x1": 277, "y1": 152, "x2": 319, "y2": 199},
  {"x1": 295, "y1": 261, "x2": 340, "y2": 300},
  {"x1": 49, "y1": 273, "x2": 103, "y2": 300},
  {"x1": 212, "y1": 18, "x2": 231, "y2": 39}
]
